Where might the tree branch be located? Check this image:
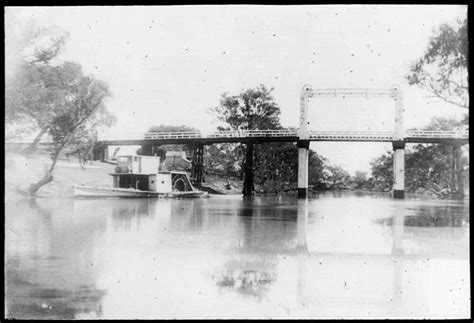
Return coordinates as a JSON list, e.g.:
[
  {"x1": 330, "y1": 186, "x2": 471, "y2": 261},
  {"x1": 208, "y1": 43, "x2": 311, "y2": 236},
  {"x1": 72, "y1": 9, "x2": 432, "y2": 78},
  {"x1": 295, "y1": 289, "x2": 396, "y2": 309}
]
[{"x1": 427, "y1": 83, "x2": 469, "y2": 109}]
